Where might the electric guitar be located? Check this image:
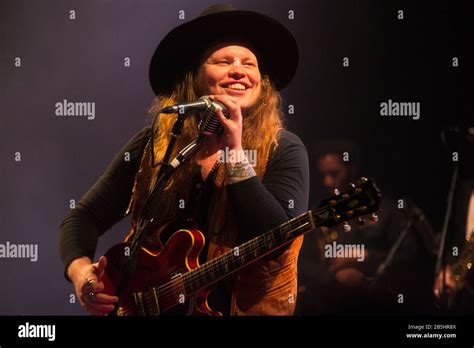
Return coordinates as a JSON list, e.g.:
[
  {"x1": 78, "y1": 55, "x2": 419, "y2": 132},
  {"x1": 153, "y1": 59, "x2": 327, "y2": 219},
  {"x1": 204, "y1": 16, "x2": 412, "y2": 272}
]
[{"x1": 102, "y1": 177, "x2": 381, "y2": 315}]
